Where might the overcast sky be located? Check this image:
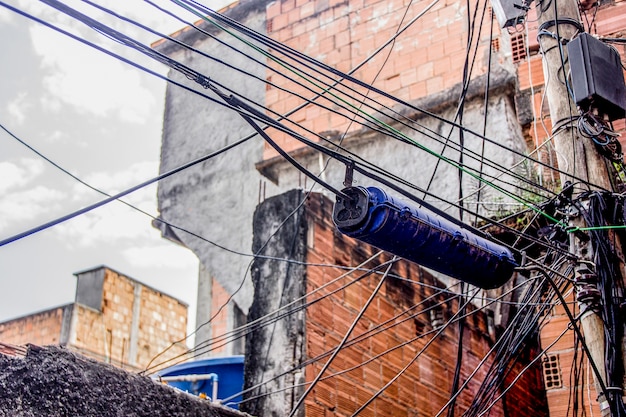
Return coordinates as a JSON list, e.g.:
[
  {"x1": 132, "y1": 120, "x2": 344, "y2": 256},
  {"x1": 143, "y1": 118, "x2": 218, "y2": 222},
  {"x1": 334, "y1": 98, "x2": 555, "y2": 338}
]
[{"x1": 0, "y1": 0, "x2": 233, "y2": 336}]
